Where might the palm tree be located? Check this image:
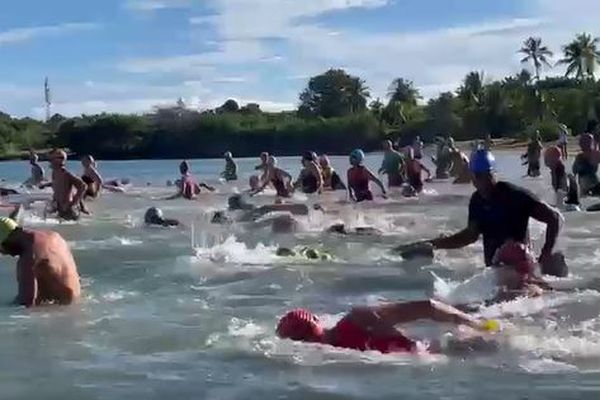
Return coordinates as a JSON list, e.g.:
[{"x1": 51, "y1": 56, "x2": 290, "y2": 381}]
[
  {"x1": 558, "y1": 33, "x2": 600, "y2": 80},
  {"x1": 344, "y1": 77, "x2": 370, "y2": 113},
  {"x1": 519, "y1": 37, "x2": 553, "y2": 81},
  {"x1": 458, "y1": 71, "x2": 485, "y2": 105},
  {"x1": 387, "y1": 78, "x2": 421, "y2": 105}
]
